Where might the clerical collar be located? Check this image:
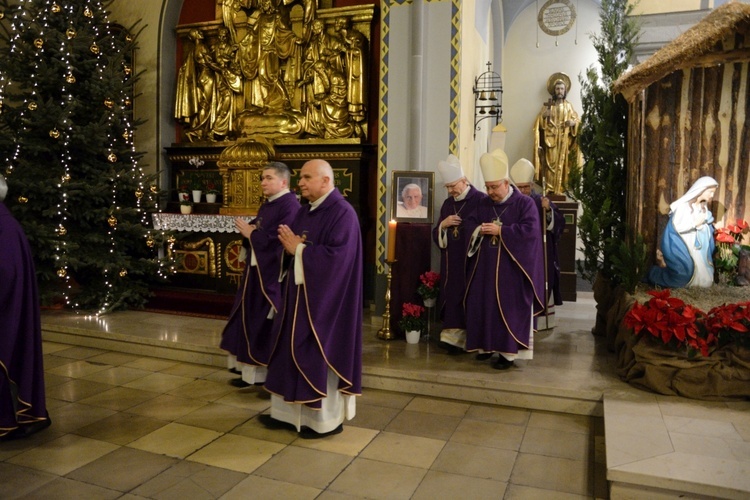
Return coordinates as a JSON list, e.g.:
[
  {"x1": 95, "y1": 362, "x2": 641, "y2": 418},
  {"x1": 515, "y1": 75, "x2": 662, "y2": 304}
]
[
  {"x1": 309, "y1": 188, "x2": 334, "y2": 211},
  {"x1": 267, "y1": 188, "x2": 290, "y2": 202},
  {"x1": 498, "y1": 185, "x2": 514, "y2": 204},
  {"x1": 454, "y1": 184, "x2": 471, "y2": 201}
]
